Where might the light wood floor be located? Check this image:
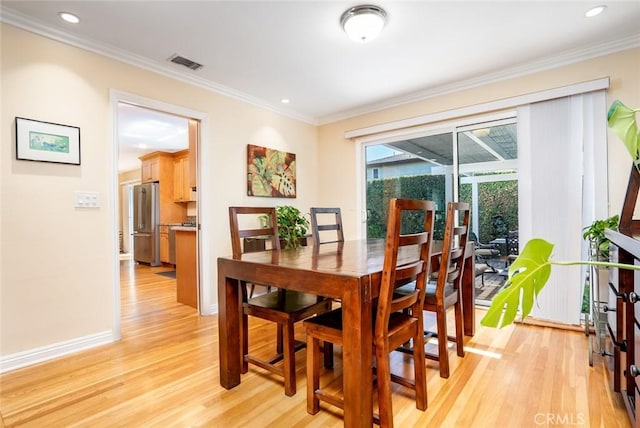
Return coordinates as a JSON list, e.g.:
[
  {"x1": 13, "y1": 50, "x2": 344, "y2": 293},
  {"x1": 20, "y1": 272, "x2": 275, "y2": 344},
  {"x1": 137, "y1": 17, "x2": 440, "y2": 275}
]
[{"x1": 0, "y1": 260, "x2": 631, "y2": 427}]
